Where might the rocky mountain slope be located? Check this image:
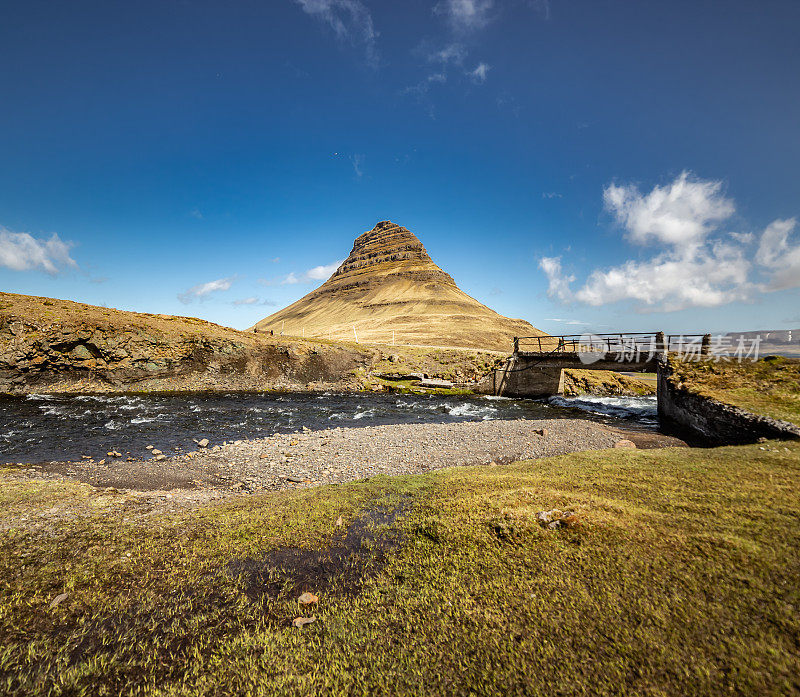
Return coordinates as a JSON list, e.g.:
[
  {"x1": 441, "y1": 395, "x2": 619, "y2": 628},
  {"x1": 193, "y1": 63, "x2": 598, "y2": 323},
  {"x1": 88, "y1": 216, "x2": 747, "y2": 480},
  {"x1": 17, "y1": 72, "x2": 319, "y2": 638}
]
[{"x1": 252, "y1": 221, "x2": 543, "y2": 351}]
